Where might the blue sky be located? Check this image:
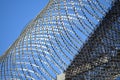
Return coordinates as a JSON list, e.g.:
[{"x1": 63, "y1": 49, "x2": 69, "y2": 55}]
[{"x1": 0, "y1": 0, "x2": 49, "y2": 55}]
